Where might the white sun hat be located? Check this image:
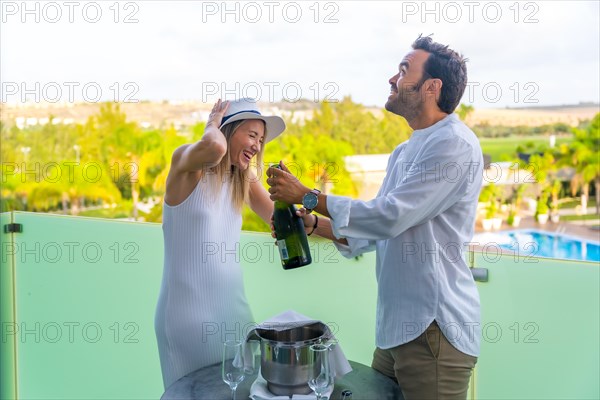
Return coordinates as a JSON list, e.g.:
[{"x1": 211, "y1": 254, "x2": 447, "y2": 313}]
[{"x1": 219, "y1": 98, "x2": 286, "y2": 143}]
